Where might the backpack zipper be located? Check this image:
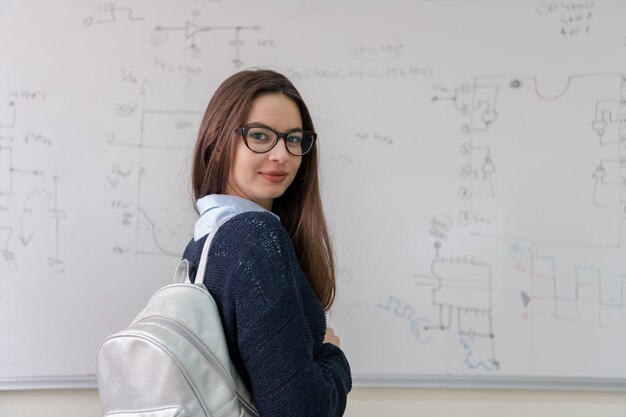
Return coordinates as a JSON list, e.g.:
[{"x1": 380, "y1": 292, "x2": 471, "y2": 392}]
[{"x1": 137, "y1": 315, "x2": 259, "y2": 417}]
